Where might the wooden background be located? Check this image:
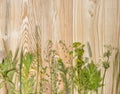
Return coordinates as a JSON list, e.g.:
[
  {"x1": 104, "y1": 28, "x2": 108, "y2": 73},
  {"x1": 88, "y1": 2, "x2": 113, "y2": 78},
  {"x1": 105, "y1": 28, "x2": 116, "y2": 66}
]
[{"x1": 0, "y1": 0, "x2": 120, "y2": 94}]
